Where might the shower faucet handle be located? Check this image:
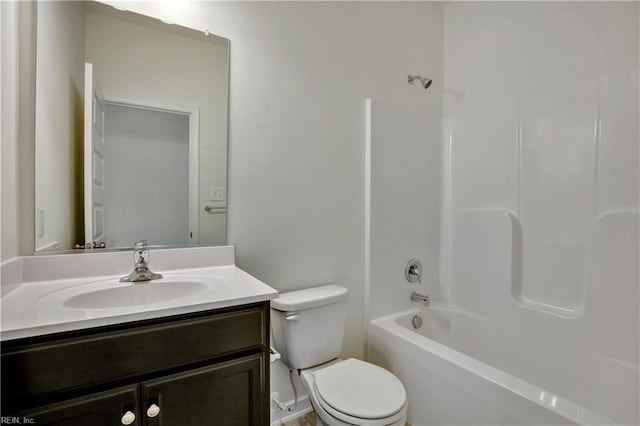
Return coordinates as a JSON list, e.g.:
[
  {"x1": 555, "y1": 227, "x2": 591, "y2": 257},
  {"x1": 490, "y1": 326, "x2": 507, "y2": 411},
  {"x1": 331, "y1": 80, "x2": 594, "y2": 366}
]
[{"x1": 405, "y1": 259, "x2": 422, "y2": 283}]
